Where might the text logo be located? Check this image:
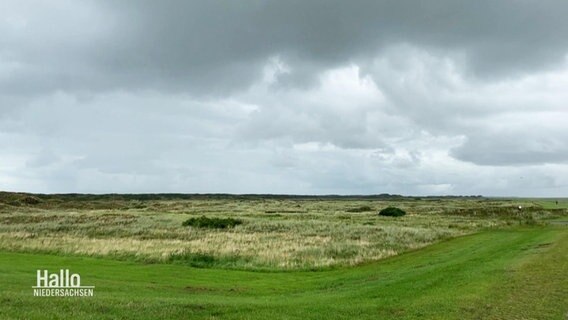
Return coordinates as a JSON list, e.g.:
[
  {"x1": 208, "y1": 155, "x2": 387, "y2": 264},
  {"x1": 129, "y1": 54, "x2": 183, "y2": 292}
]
[{"x1": 33, "y1": 269, "x2": 95, "y2": 297}]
